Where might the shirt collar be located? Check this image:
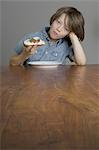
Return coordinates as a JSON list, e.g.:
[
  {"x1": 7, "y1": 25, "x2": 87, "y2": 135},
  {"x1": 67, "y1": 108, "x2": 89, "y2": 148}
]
[{"x1": 41, "y1": 27, "x2": 63, "y2": 45}]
